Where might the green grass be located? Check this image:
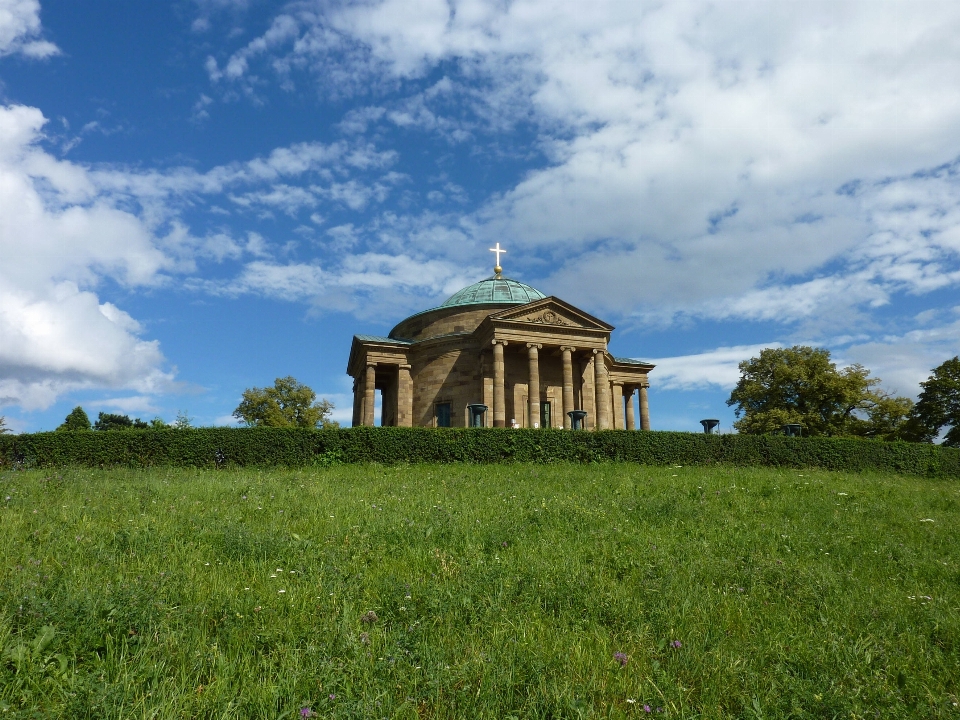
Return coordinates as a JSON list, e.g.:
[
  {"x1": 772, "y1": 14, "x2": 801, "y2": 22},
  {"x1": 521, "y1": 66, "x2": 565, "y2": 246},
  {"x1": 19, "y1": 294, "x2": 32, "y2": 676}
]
[{"x1": 1, "y1": 464, "x2": 958, "y2": 719}]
